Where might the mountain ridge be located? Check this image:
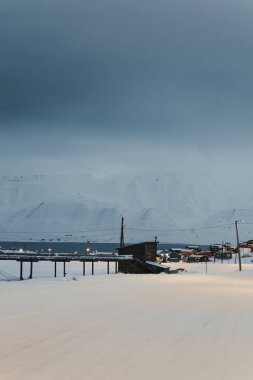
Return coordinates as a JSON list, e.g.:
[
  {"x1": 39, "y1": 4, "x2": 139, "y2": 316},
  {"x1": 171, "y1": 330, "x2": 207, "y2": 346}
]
[{"x1": 0, "y1": 172, "x2": 251, "y2": 244}]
